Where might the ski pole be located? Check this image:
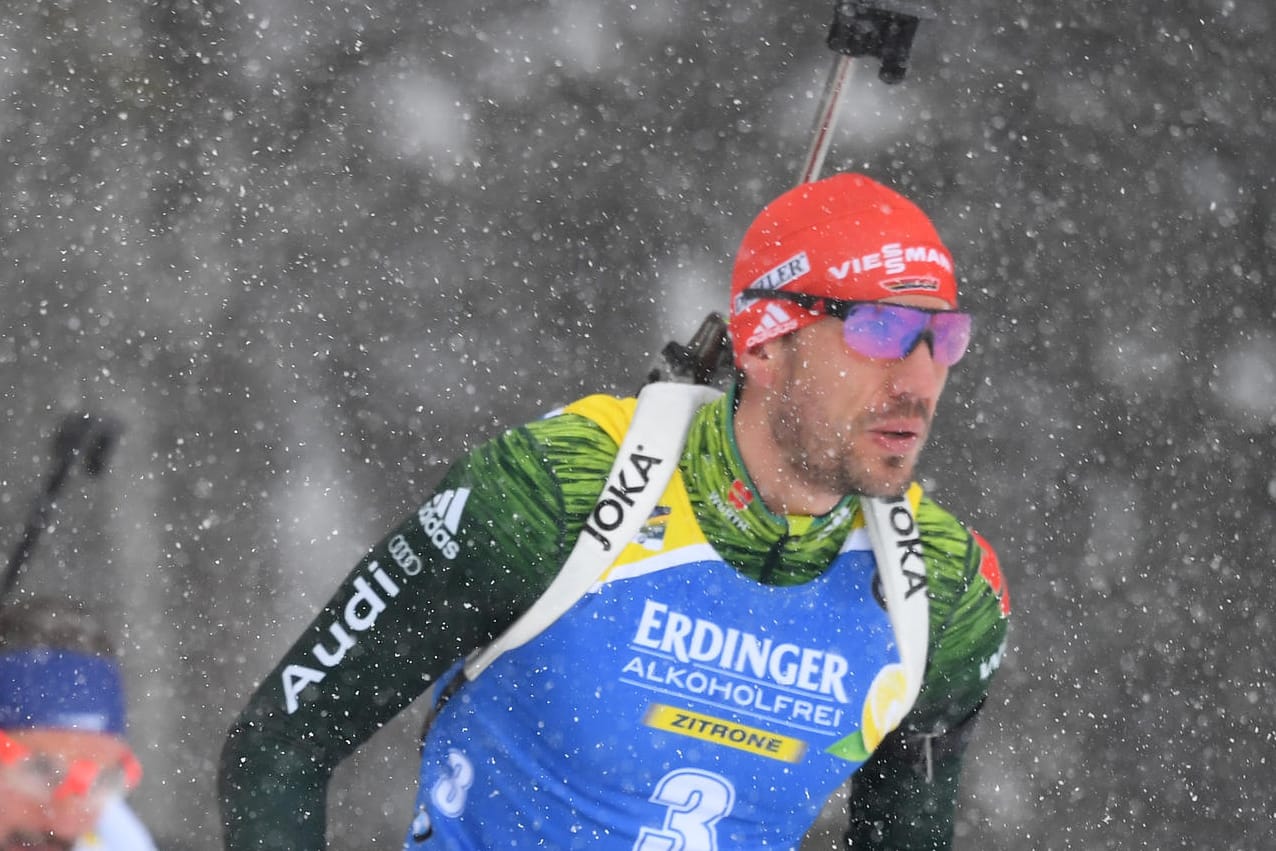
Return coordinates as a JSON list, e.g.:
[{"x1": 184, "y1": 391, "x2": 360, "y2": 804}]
[
  {"x1": 799, "y1": 0, "x2": 936, "y2": 185},
  {"x1": 1, "y1": 412, "x2": 123, "y2": 601}
]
